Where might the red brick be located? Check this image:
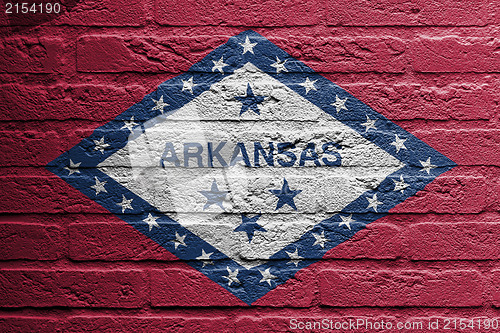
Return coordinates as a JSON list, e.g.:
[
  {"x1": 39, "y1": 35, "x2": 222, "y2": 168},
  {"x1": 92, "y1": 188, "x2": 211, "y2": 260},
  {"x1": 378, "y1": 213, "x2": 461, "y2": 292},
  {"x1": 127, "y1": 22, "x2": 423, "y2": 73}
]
[
  {"x1": 0, "y1": 38, "x2": 67, "y2": 73},
  {"x1": 154, "y1": 0, "x2": 323, "y2": 26},
  {"x1": 76, "y1": 35, "x2": 226, "y2": 73},
  {"x1": 0, "y1": 5, "x2": 8, "y2": 26},
  {"x1": 67, "y1": 316, "x2": 150, "y2": 333},
  {"x1": 0, "y1": 223, "x2": 64, "y2": 260},
  {"x1": 0, "y1": 84, "x2": 146, "y2": 121},
  {"x1": 54, "y1": 0, "x2": 145, "y2": 26},
  {"x1": 235, "y1": 317, "x2": 288, "y2": 332},
  {"x1": 319, "y1": 270, "x2": 484, "y2": 307},
  {"x1": 1, "y1": 121, "x2": 102, "y2": 162},
  {"x1": 150, "y1": 268, "x2": 246, "y2": 306},
  {"x1": 324, "y1": 223, "x2": 401, "y2": 259},
  {"x1": 412, "y1": 129, "x2": 500, "y2": 167},
  {"x1": 347, "y1": 83, "x2": 493, "y2": 121},
  {"x1": 410, "y1": 37, "x2": 500, "y2": 73},
  {"x1": 496, "y1": 1, "x2": 500, "y2": 24},
  {"x1": 67, "y1": 316, "x2": 236, "y2": 333},
  {"x1": 0, "y1": 317, "x2": 63, "y2": 333},
  {"x1": 327, "y1": 0, "x2": 492, "y2": 26},
  {"x1": 391, "y1": 173, "x2": 496, "y2": 214},
  {"x1": 0, "y1": 270, "x2": 147, "y2": 308},
  {"x1": 252, "y1": 267, "x2": 316, "y2": 307},
  {"x1": 405, "y1": 223, "x2": 500, "y2": 260},
  {"x1": 150, "y1": 318, "x2": 236, "y2": 333},
  {"x1": 0, "y1": 131, "x2": 64, "y2": 167},
  {"x1": 273, "y1": 36, "x2": 406, "y2": 73},
  {"x1": 69, "y1": 222, "x2": 177, "y2": 261},
  {"x1": 494, "y1": 179, "x2": 500, "y2": 212},
  {"x1": 491, "y1": 270, "x2": 500, "y2": 307},
  {"x1": 381, "y1": 212, "x2": 500, "y2": 227},
  {"x1": 0, "y1": 175, "x2": 105, "y2": 214}
]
